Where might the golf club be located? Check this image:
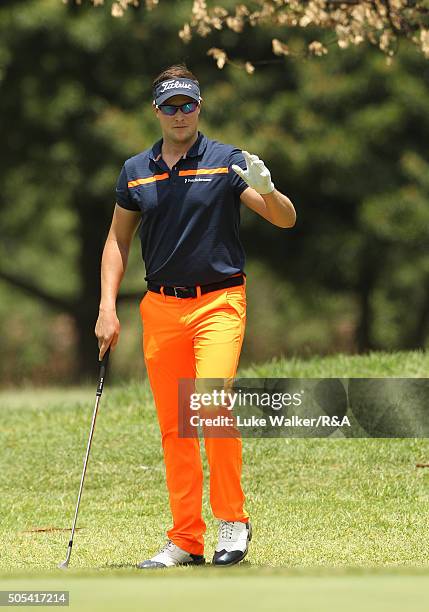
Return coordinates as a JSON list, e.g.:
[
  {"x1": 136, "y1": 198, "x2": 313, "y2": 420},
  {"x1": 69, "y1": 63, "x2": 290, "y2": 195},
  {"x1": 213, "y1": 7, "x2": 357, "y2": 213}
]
[{"x1": 58, "y1": 347, "x2": 111, "y2": 569}]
